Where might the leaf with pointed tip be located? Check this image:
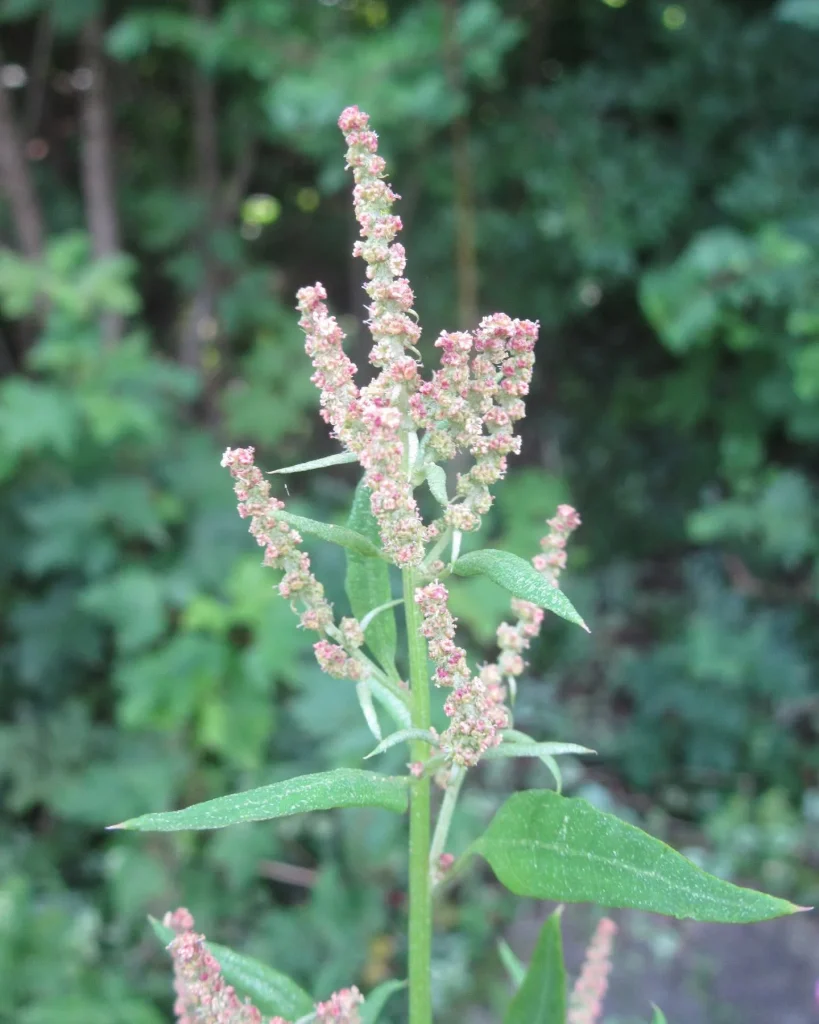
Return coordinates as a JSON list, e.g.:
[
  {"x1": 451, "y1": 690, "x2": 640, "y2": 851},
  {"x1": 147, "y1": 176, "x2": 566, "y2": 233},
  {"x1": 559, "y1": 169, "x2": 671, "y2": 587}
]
[
  {"x1": 497, "y1": 939, "x2": 526, "y2": 988},
  {"x1": 483, "y1": 741, "x2": 595, "y2": 760},
  {"x1": 650, "y1": 1007, "x2": 669, "y2": 1024},
  {"x1": 357, "y1": 680, "x2": 382, "y2": 741},
  {"x1": 149, "y1": 917, "x2": 313, "y2": 1020},
  {"x1": 275, "y1": 509, "x2": 381, "y2": 557},
  {"x1": 110, "y1": 769, "x2": 408, "y2": 831},
  {"x1": 504, "y1": 909, "x2": 566, "y2": 1024},
  {"x1": 368, "y1": 677, "x2": 411, "y2": 729},
  {"x1": 364, "y1": 729, "x2": 438, "y2": 760},
  {"x1": 451, "y1": 549, "x2": 588, "y2": 630},
  {"x1": 345, "y1": 481, "x2": 398, "y2": 673},
  {"x1": 473, "y1": 790, "x2": 804, "y2": 922},
  {"x1": 270, "y1": 450, "x2": 358, "y2": 474},
  {"x1": 425, "y1": 463, "x2": 449, "y2": 506},
  {"x1": 361, "y1": 979, "x2": 407, "y2": 1024}
]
